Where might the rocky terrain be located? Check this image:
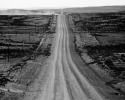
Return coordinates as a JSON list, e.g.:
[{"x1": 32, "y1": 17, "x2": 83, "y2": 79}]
[
  {"x1": 68, "y1": 10, "x2": 125, "y2": 98},
  {"x1": 0, "y1": 15, "x2": 57, "y2": 100}
]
